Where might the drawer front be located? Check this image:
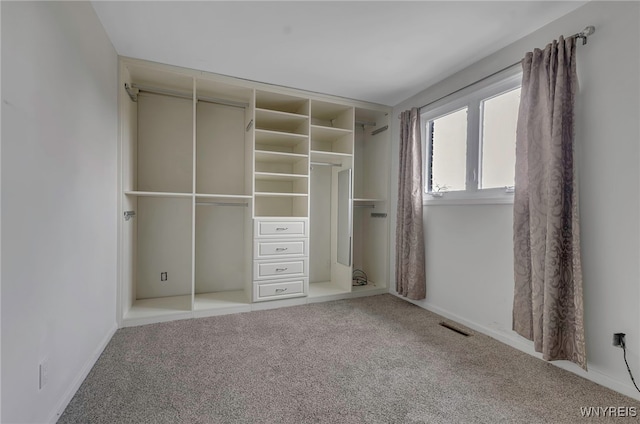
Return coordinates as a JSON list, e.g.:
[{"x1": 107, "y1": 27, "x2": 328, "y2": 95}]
[
  {"x1": 255, "y1": 219, "x2": 308, "y2": 238},
  {"x1": 254, "y1": 258, "x2": 308, "y2": 280},
  {"x1": 254, "y1": 239, "x2": 308, "y2": 259},
  {"x1": 253, "y1": 279, "x2": 306, "y2": 301}
]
